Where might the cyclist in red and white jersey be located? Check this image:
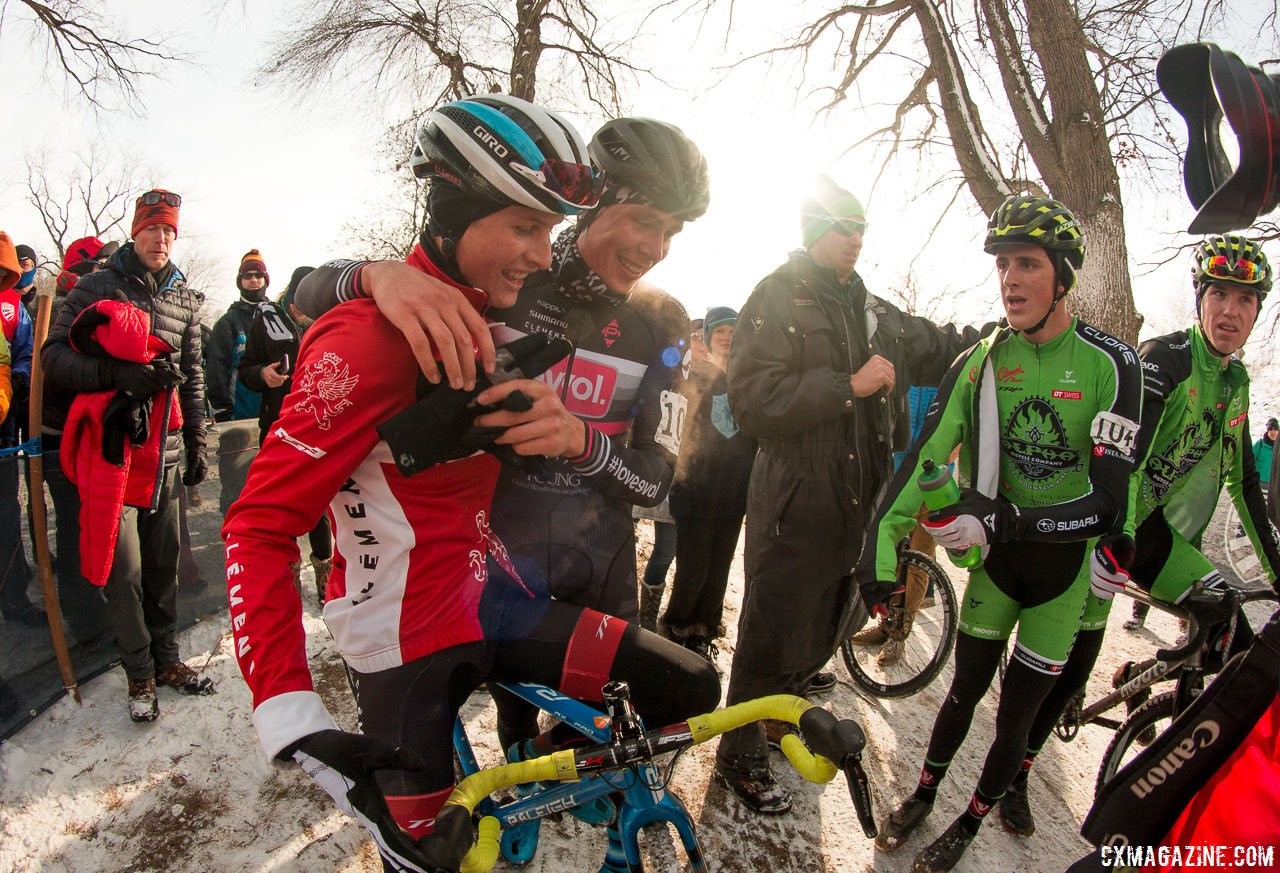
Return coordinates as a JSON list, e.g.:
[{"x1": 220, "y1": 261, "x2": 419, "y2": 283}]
[{"x1": 223, "y1": 96, "x2": 719, "y2": 873}]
